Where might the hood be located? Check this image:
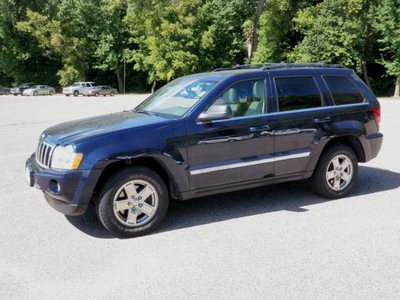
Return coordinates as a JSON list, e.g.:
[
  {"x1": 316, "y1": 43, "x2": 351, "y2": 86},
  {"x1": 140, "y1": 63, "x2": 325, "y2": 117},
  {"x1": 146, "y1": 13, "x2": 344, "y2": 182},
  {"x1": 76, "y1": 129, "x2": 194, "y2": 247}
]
[{"x1": 41, "y1": 111, "x2": 170, "y2": 145}]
